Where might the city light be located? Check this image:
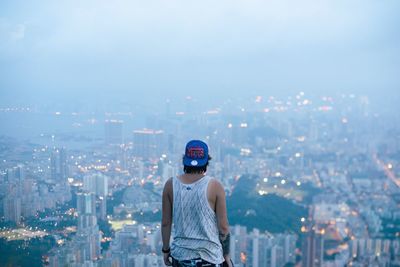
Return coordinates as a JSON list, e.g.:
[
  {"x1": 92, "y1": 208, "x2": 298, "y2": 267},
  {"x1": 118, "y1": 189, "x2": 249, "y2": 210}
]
[
  {"x1": 258, "y1": 190, "x2": 268, "y2": 196},
  {"x1": 240, "y1": 148, "x2": 251, "y2": 156},
  {"x1": 1, "y1": 61, "x2": 398, "y2": 266}
]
